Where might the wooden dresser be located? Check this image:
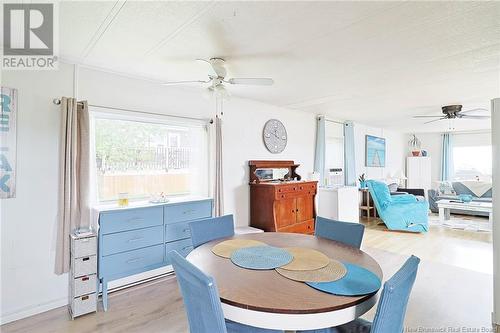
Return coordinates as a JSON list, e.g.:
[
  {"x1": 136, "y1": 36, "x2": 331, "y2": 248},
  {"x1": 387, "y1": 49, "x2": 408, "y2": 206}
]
[{"x1": 249, "y1": 160, "x2": 317, "y2": 234}]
